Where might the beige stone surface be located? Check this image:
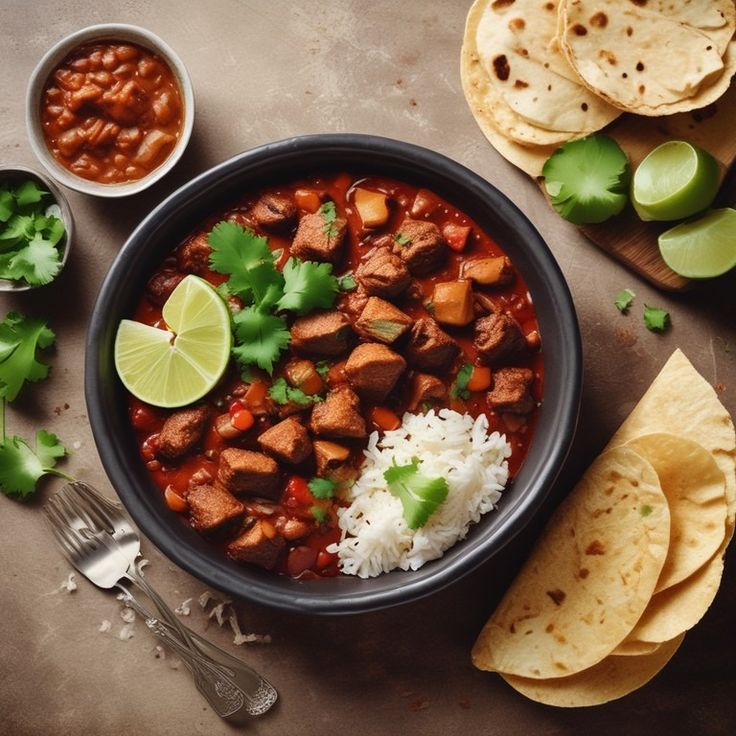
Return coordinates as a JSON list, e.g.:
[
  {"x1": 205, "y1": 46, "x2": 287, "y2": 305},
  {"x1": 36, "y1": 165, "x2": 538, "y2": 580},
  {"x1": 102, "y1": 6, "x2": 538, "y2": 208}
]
[{"x1": 0, "y1": 2, "x2": 734, "y2": 735}]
